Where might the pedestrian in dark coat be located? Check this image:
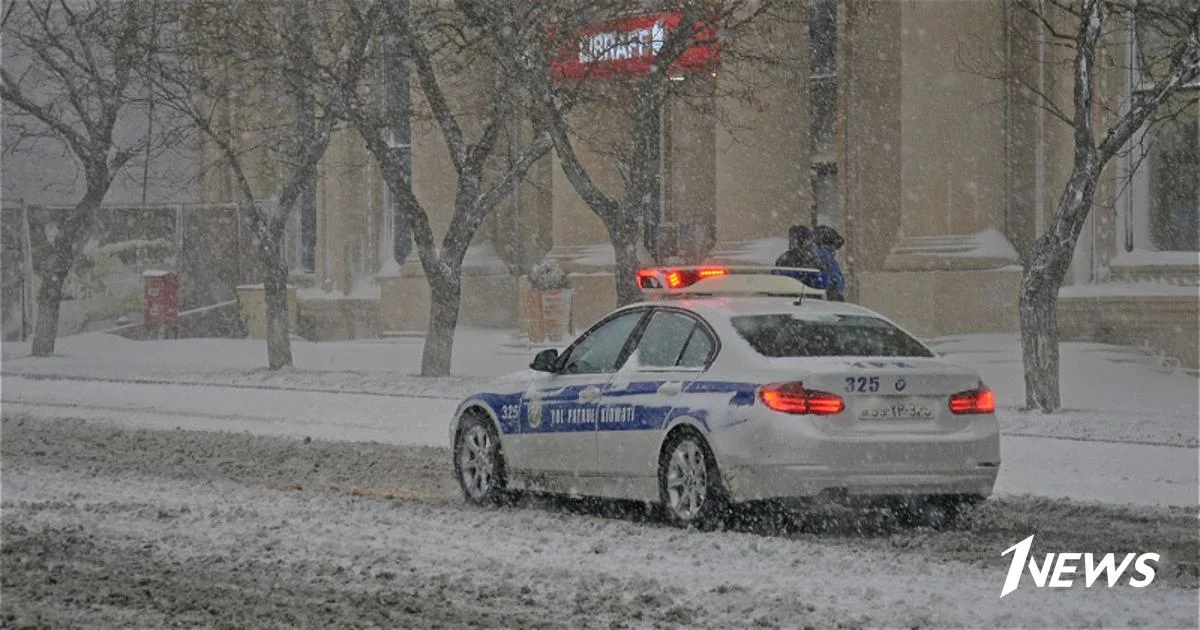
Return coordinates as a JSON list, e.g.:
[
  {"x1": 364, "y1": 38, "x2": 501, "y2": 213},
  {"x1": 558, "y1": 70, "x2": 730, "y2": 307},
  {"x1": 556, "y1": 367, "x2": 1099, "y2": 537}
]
[
  {"x1": 812, "y1": 225, "x2": 846, "y2": 301},
  {"x1": 775, "y1": 225, "x2": 825, "y2": 271}
]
